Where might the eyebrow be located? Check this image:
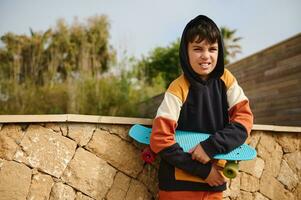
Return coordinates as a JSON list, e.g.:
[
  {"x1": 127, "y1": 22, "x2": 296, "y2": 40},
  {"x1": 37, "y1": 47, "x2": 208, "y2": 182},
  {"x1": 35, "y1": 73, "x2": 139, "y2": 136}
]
[{"x1": 191, "y1": 44, "x2": 218, "y2": 48}]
